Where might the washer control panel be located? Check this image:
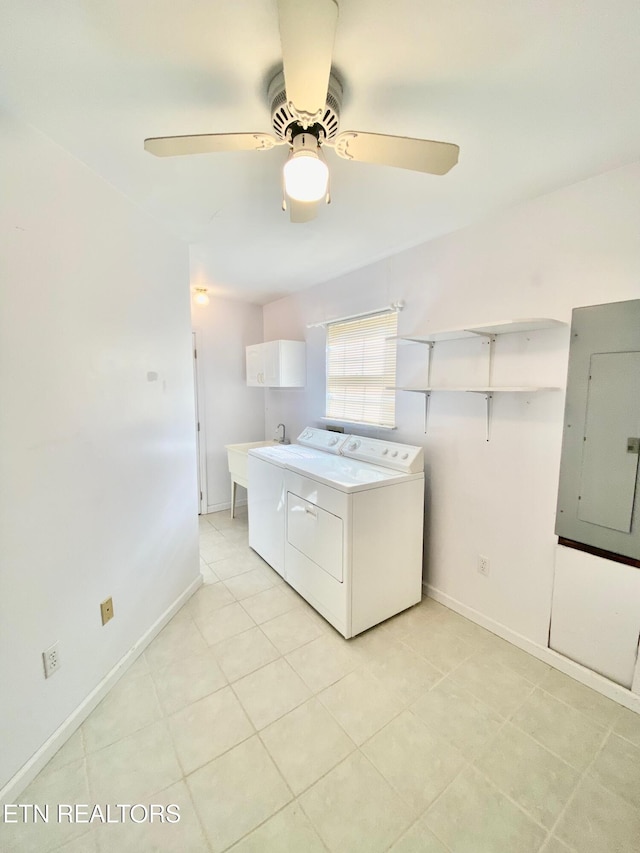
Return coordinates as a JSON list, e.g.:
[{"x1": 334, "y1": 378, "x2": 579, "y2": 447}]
[
  {"x1": 297, "y1": 427, "x2": 352, "y2": 455},
  {"x1": 341, "y1": 436, "x2": 424, "y2": 473},
  {"x1": 296, "y1": 428, "x2": 423, "y2": 472}
]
